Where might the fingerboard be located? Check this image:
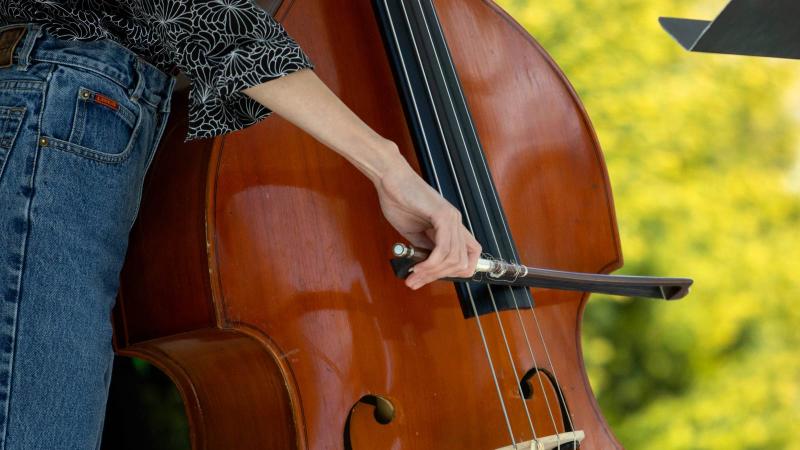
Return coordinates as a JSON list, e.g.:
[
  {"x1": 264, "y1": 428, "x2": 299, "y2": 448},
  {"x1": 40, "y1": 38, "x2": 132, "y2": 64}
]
[{"x1": 374, "y1": 0, "x2": 533, "y2": 316}]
